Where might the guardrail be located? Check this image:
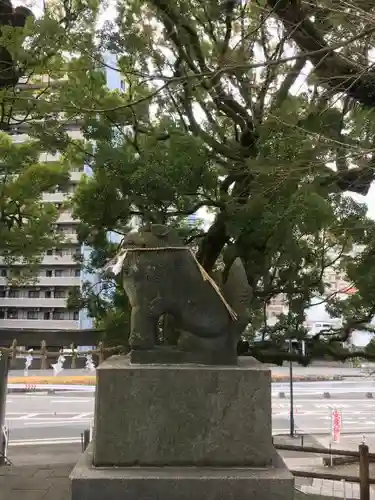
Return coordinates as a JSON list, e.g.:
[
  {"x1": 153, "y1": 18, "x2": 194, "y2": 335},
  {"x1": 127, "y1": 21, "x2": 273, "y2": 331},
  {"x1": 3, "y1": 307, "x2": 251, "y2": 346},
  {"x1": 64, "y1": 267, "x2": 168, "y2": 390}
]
[{"x1": 275, "y1": 443, "x2": 373, "y2": 500}]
